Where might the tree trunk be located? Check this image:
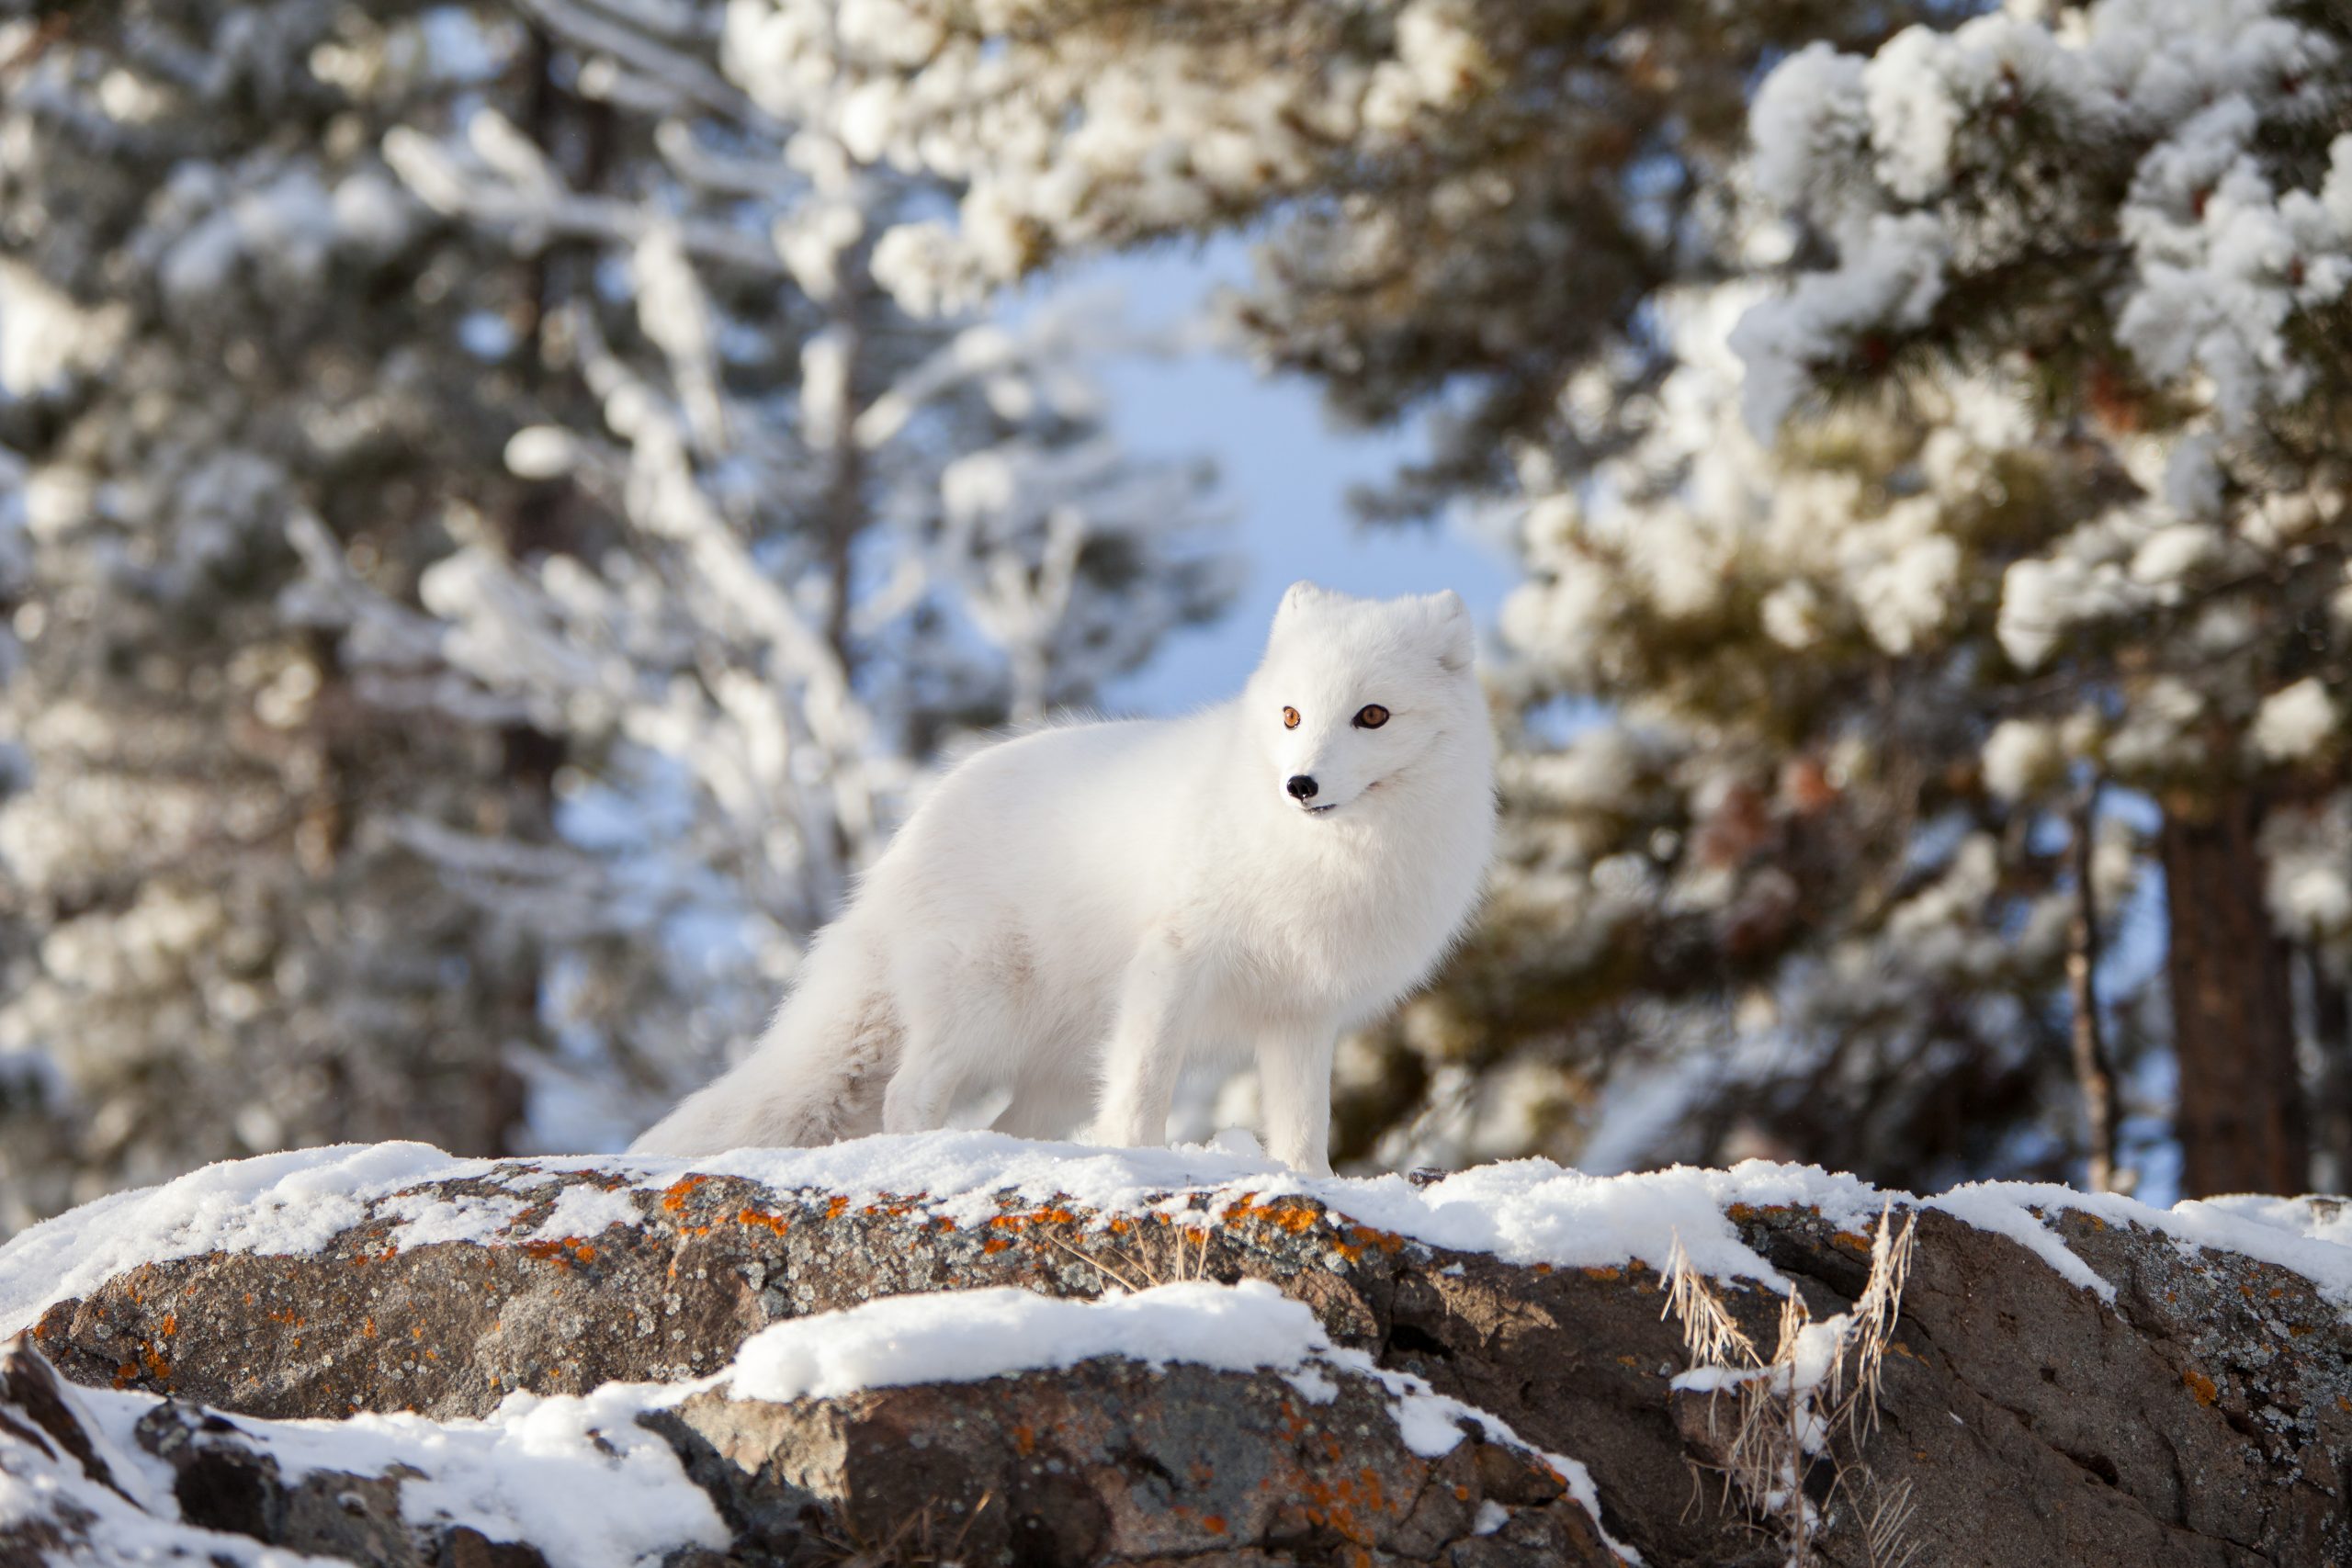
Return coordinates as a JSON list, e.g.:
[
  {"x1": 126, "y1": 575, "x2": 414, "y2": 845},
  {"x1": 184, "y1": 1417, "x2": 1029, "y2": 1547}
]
[
  {"x1": 2160, "y1": 787, "x2": 2307, "y2": 1197},
  {"x1": 2306, "y1": 956, "x2": 2351, "y2": 1191},
  {"x1": 2067, "y1": 784, "x2": 2119, "y2": 1193}
]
